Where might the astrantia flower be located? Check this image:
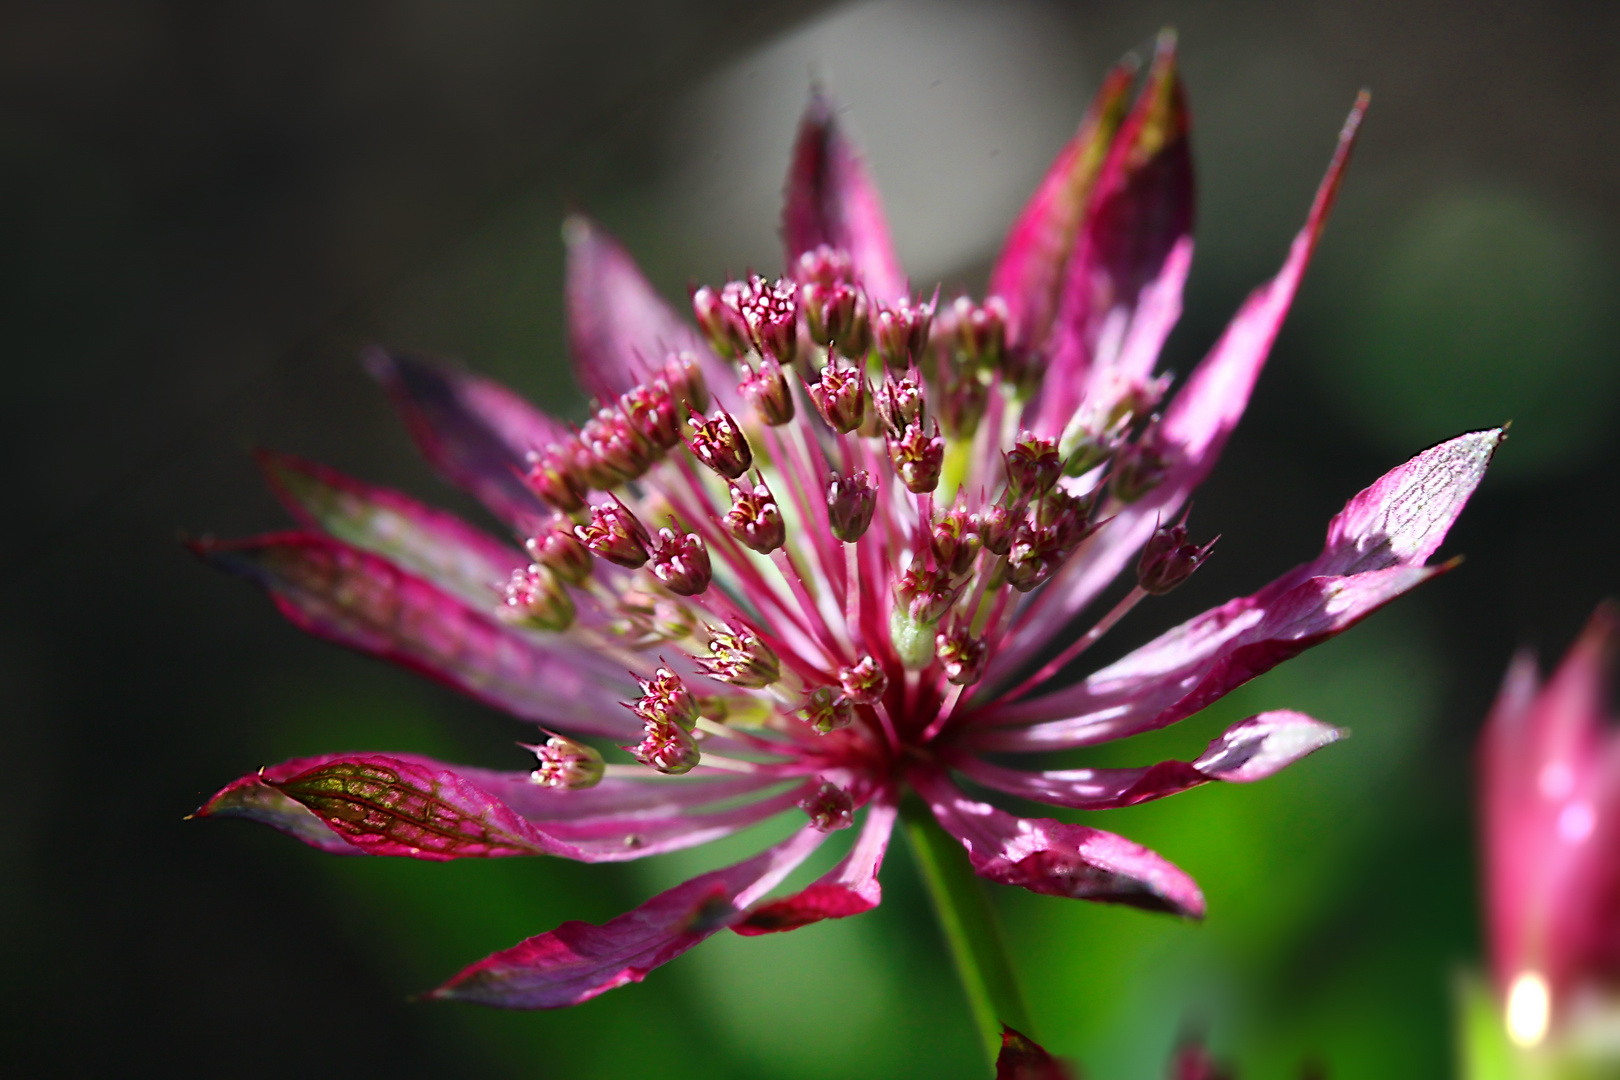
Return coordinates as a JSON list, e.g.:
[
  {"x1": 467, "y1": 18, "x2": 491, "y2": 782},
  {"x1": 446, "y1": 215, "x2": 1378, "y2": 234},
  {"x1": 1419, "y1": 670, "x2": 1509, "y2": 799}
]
[
  {"x1": 1479, "y1": 604, "x2": 1620, "y2": 1052},
  {"x1": 193, "y1": 40, "x2": 1500, "y2": 1009}
]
